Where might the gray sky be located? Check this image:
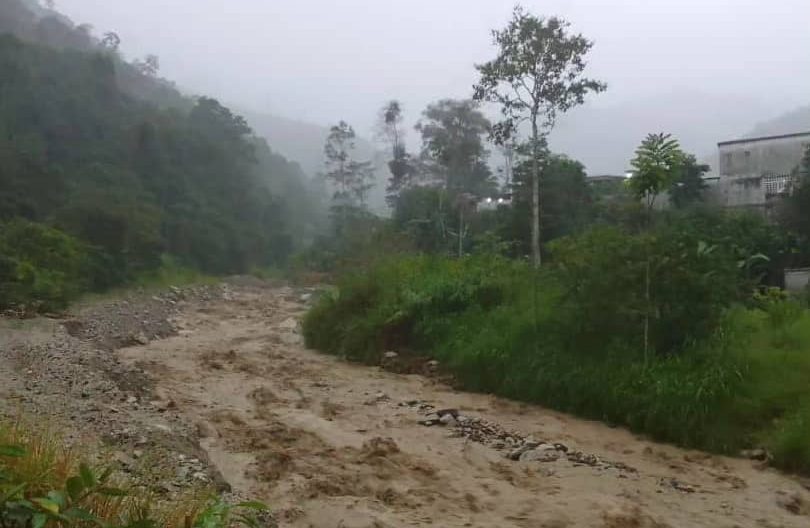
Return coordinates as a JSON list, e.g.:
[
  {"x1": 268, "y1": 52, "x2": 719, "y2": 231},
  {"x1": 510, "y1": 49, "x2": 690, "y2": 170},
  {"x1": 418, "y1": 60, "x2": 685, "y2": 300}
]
[{"x1": 57, "y1": 0, "x2": 810, "y2": 172}]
